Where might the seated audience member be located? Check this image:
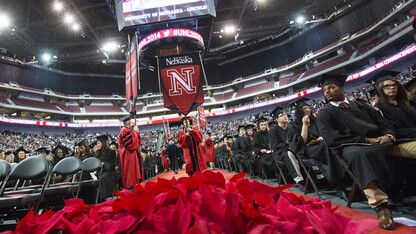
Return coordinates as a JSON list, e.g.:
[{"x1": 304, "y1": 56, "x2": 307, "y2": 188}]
[
  {"x1": 317, "y1": 73, "x2": 415, "y2": 230},
  {"x1": 4, "y1": 151, "x2": 14, "y2": 163},
  {"x1": 253, "y1": 117, "x2": 276, "y2": 177},
  {"x1": 244, "y1": 124, "x2": 256, "y2": 171},
  {"x1": 234, "y1": 126, "x2": 247, "y2": 172},
  {"x1": 371, "y1": 70, "x2": 416, "y2": 139},
  {"x1": 0, "y1": 150, "x2": 5, "y2": 160},
  {"x1": 95, "y1": 135, "x2": 117, "y2": 201},
  {"x1": 269, "y1": 105, "x2": 304, "y2": 184},
  {"x1": 14, "y1": 147, "x2": 29, "y2": 163},
  {"x1": 51, "y1": 144, "x2": 69, "y2": 183},
  {"x1": 287, "y1": 98, "x2": 344, "y2": 186}
]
